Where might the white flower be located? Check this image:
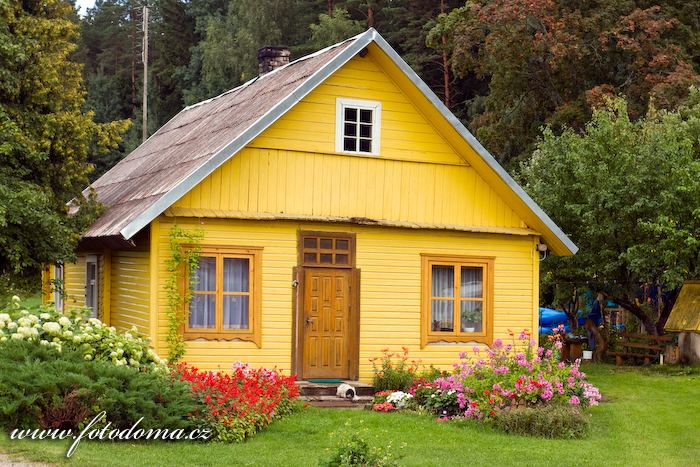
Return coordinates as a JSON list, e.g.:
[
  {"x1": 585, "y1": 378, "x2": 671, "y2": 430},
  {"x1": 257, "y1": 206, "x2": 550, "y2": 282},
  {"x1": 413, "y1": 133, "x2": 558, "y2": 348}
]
[
  {"x1": 40, "y1": 313, "x2": 51, "y2": 320},
  {"x1": 88, "y1": 318, "x2": 102, "y2": 327},
  {"x1": 0, "y1": 321, "x2": 5, "y2": 330},
  {"x1": 40, "y1": 340, "x2": 49, "y2": 346},
  {"x1": 63, "y1": 330, "x2": 73, "y2": 338},
  {"x1": 28, "y1": 315, "x2": 39, "y2": 324},
  {"x1": 124, "y1": 332, "x2": 132, "y2": 339},
  {"x1": 58, "y1": 316, "x2": 71, "y2": 327},
  {"x1": 42, "y1": 322, "x2": 61, "y2": 335},
  {"x1": 10, "y1": 333, "x2": 23, "y2": 340},
  {"x1": 0, "y1": 336, "x2": 6, "y2": 342},
  {"x1": 11, "y1": 295, "x2": 21, "y2": 302},
  {"x1": 386, "y1": 391, "x2": 413, "y2": 409},
  {"x1": 7, "y1": 322, "x2": 17, "y2": 330},
  {"x1": 17, "y1": 317, "x2": 32, "y2": 327},
  {"x1": 84, "y1": 354, "x2": 93, "y2": 361},
  {"x1": 18, "y1": 326, "x2": 37, "y2": 338},
  {"x1": 0, "y1": 313, "x2": 10, "y2": 322}
]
